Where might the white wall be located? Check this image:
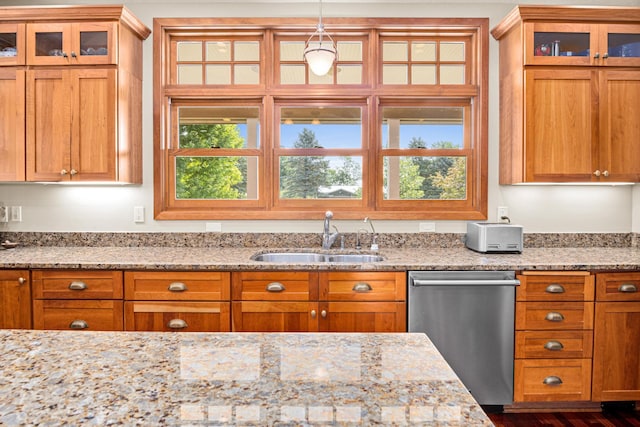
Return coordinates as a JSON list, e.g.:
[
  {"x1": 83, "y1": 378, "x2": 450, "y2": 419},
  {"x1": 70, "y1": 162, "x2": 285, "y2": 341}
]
[{"x1": 0, "y1": 0, "x2": 638, "y2": 234}]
